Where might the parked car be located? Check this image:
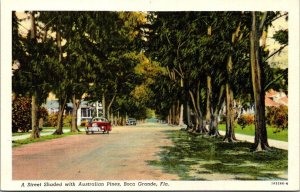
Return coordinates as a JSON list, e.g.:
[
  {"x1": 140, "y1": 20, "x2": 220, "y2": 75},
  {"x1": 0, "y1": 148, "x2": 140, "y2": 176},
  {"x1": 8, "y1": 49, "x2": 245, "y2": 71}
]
[
  {"x1": 85, "y1": 117, "x2": 112, "y2": 134},
  {"x1": 126, "y1": 118, "x2": 137, "y2": 125}
]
